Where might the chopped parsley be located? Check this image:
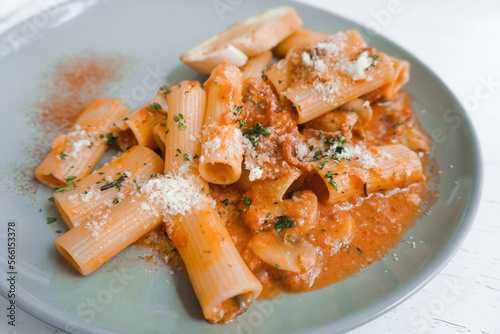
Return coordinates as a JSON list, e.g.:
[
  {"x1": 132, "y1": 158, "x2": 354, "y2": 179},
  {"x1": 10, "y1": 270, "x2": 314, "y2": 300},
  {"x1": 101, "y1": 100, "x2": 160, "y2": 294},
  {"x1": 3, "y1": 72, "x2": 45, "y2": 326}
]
[
  {"x1": 242, "y1": 197, "x2": 252, "y2": 205},
  {"x1": 60, "y1": 151, "x2": 68, "y2": 160},
  {"x1": 220, "y1": 199, "x2": 229, "y2": 206},
  {"x1": 64, "y1": 176, "x2": 77, "y2": 184},
  {"x1": 150, "y1": 102, "x2": 162, "y2": 110},
  {"x1": 55, "y1": 230, "x2": 63, "y2": 234},
  {"x1": 112, "y1": 198, "x2": 119, "y2": 205},
  {"x1": 325, "y1": 171, "x2": 338, "y2": 191},
  {"x1": 275, "y1": 264, "x2": 281, "y2": 270},
  {"x1": 235, "y1": 118, "x2": 246, "y2": 128},
  {"x1": 173, "y1": 114, "x2": 186, "y2": 130},
  {"x1": 266, "y1": 213, "x2": 272, "y2": 218},
  {"x1": 392, "y1": 122, "x2": 402, "y2": 128},
  {"x1": 369, "y1": 54, "x2": 380, "y2": 67},
  {"x1": 105, "y1": 133, "x2": 116, "y2": 146},
  {"x1": 46, "y1": 217, "x2": 57, "y2": 224},
  {"x1": 183, "y1": 153, "x2": 190, "y2": 162},
  {"x1": 314, "y1": 150, "x2": 323, "y2": 160},
  {"x1": 274, "y1": 216, "x2": 295, "y2": 232},
  {"x1": 163, "y1": 85, "x2": 172, "y2": 94},
  {"x1": 54, "y1": 186, "x2": 72, "y2": 193},
  {"x1": 235, "y1": 105, "x2": 243, "y2": 114},
  {"x1": 99, "y1": 174, "x2": 128, "y2": 191},
  {"x1": 244, "y1": 122, "x2": 271, "y2": 136},
  {"x1": 315, "y1": 132, "x2": 348, "y2": 169},
  {"x1": 48, "y1": 197, "x2": 54, "y2": 202},
  {"x1": 242, "y1": 122, "x2": 271, "y2": 147},
  {"x1": 338, "y1": 134, "x2": 347, "y2": 145}
]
